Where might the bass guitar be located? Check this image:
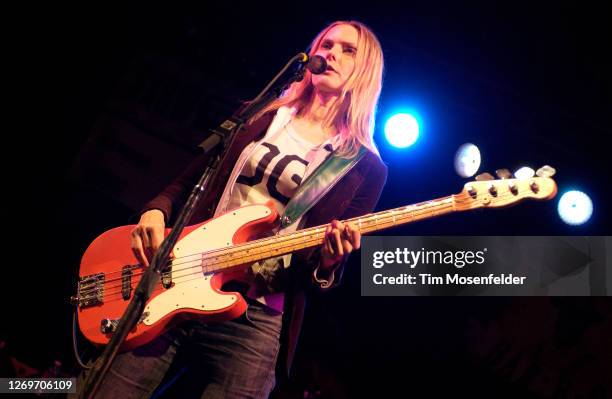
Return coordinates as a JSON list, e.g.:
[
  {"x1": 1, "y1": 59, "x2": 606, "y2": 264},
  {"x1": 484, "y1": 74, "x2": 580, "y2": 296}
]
[{"x1": 73, "y1": 174, "x2": 557, "y2": 349}]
